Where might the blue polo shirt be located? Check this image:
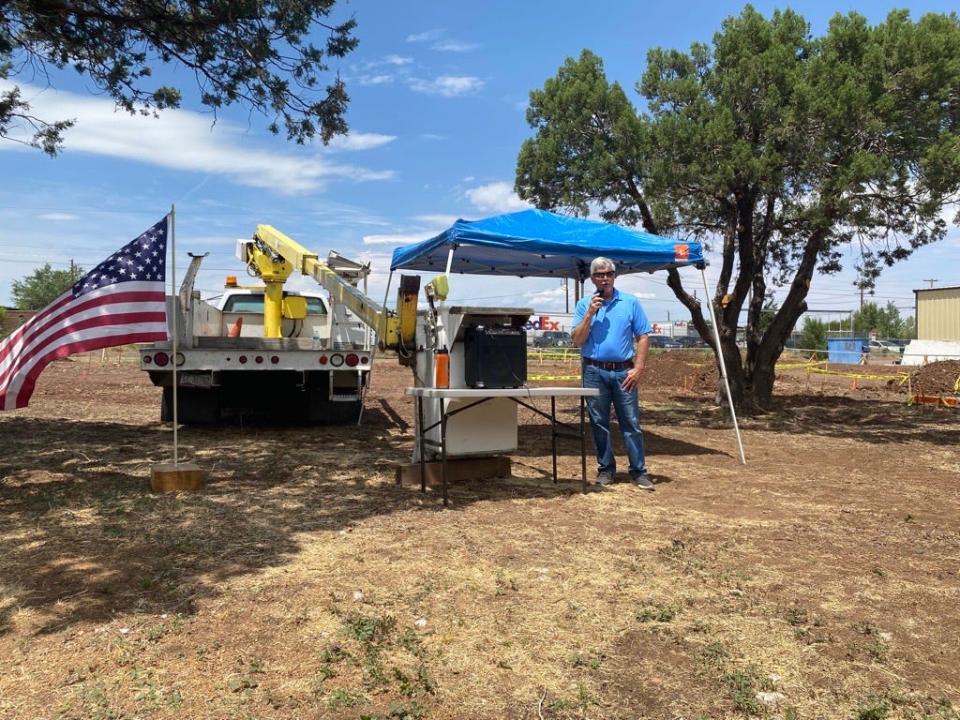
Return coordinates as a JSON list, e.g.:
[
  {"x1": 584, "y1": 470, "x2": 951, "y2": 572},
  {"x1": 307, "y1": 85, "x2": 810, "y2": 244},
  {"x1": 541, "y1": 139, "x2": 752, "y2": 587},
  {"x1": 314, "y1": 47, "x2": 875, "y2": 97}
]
[{"x1": 573, "y1": 288, "x2": 652, "y2": 362}]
